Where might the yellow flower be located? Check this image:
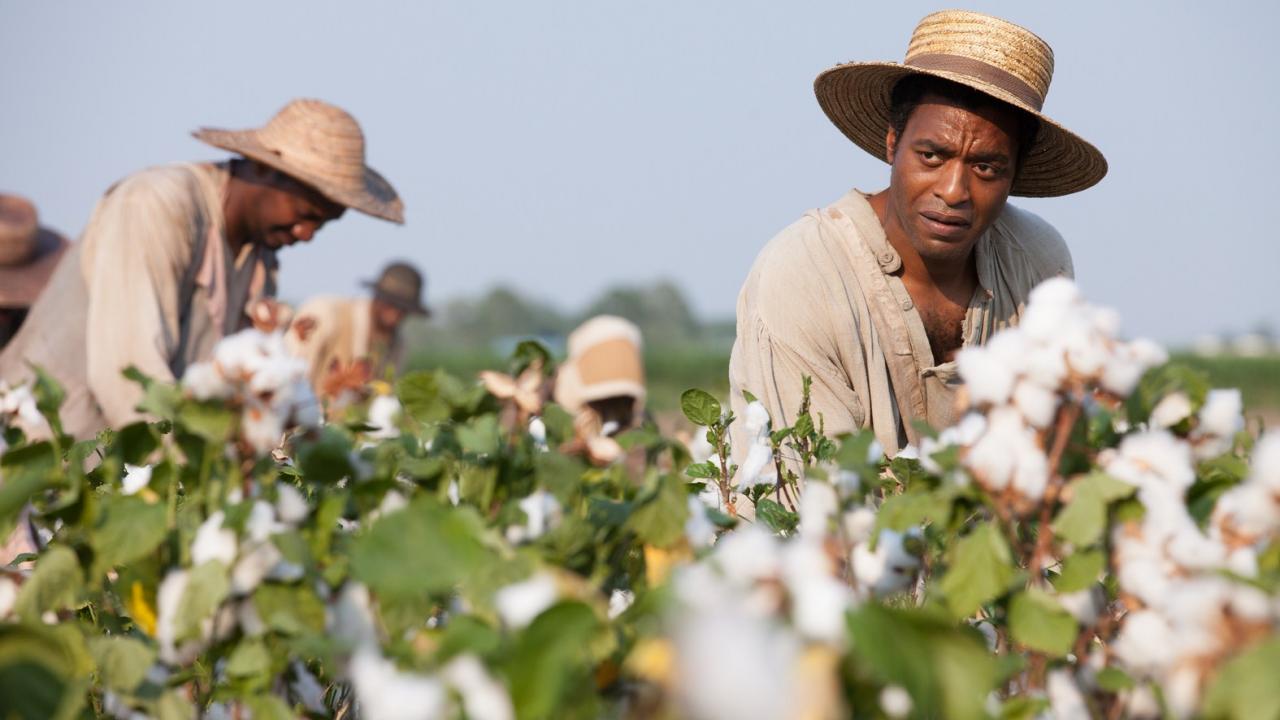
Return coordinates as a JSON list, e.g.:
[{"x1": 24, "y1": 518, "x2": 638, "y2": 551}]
[{"x1": 128, "y1": 581, "x2": 157, "y2": 636}]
